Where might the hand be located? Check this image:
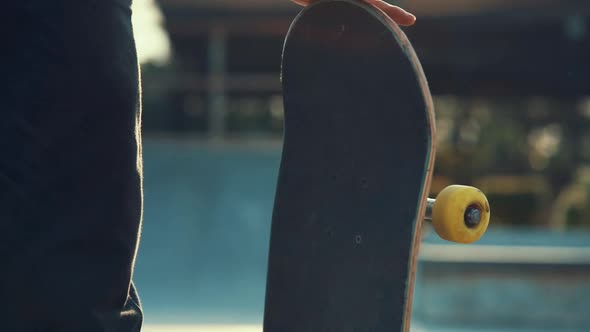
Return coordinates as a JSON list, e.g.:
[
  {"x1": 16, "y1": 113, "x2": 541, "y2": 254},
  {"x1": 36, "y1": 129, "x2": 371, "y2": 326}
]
[{"x1": 290, "y1": 0, "x2": 416, "y2": 26}]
